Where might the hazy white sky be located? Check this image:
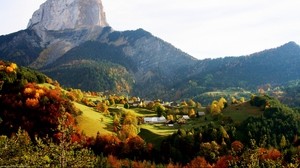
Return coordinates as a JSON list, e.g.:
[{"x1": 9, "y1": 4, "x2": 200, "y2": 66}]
[{"x1": 0, "y1": 0, "x2": 300, "y2": 59}]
